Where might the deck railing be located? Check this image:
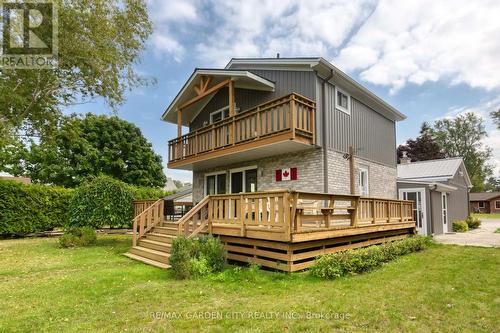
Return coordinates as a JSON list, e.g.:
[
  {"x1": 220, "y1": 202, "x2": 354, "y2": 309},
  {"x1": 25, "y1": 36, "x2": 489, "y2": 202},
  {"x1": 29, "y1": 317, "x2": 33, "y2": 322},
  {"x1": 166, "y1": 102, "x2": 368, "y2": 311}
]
[
  {"x1": 132, "y1": 199, "x2": 164, "y2": 246},
  {"x1": 183, "y1": 190, "x2": 415, "y2": 242},
  {"x1": 168, "y1": 93, "x2": 316, "y2": 163}
]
